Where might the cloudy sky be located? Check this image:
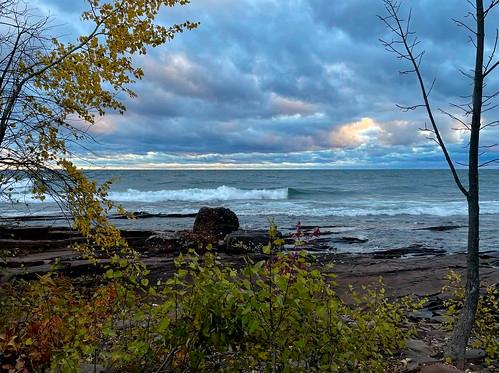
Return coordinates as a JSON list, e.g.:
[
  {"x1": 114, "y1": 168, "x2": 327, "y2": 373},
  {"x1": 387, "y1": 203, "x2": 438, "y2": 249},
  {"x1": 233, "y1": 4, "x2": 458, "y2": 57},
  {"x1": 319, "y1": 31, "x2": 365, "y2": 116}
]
[{"x1": 38, "y1": 0, "x2": 498, "y2": 169}]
